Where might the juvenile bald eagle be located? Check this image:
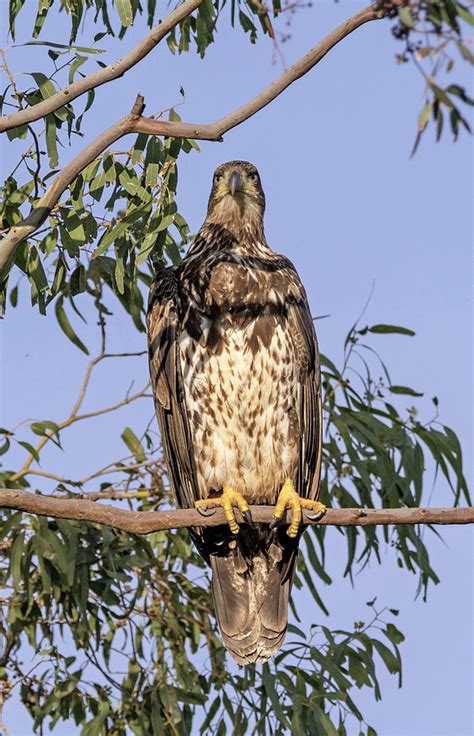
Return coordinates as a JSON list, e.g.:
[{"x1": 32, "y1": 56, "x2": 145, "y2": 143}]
[{"x1": 147, "y1": 161, "x2": 324, "y2": 664}]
